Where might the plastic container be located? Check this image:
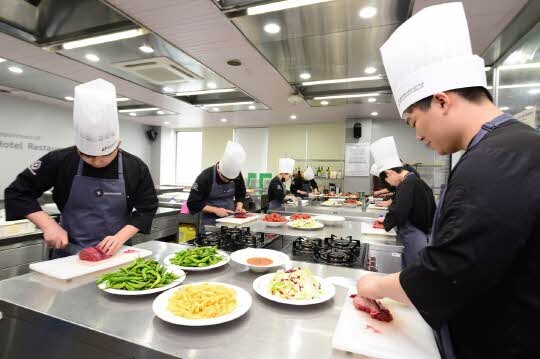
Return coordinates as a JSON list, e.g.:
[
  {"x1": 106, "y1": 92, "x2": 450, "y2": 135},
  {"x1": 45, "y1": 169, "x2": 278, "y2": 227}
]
[{"x1": 178, "y1": 224, "x2": 197, "y2": 243}]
